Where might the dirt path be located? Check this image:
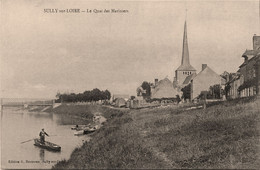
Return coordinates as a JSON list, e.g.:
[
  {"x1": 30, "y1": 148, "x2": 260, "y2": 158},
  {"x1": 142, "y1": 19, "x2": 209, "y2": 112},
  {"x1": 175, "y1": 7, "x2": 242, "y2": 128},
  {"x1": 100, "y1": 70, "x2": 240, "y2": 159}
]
[
  {"x1": 138, "y1": 129, "x2": 177, "y2": 168},
  {"x1": 130, "y1": 111, "x2": 177, "y2": 169}
]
